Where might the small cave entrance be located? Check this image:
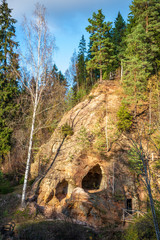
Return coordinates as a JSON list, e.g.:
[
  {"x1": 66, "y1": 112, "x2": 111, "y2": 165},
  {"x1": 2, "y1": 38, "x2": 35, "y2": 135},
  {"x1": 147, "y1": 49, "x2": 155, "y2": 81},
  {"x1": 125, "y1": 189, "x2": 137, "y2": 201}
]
[
  {"x1": 55, "y1": 179, "x2": 68, "y2": 201},
  {"x1": 82, "y1": 164, "x2": 102, "y2": 190},
  {"x1": 126, "y1": 199, "x2": 132, "y2": 214}
]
